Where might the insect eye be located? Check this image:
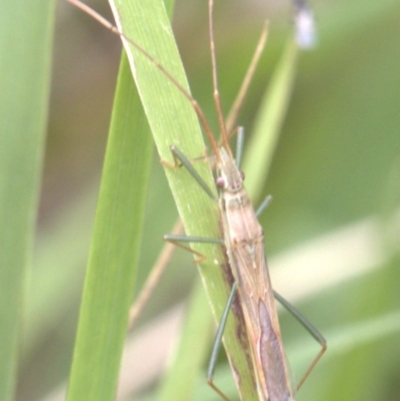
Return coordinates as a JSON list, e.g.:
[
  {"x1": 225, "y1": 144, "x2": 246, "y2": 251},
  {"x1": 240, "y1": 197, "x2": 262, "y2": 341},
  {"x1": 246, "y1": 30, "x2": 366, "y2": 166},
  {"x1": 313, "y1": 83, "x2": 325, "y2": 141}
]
[
  {"x1": 216, "y1": 176, "x2": 225, "y2": 188},
  {"x1": 240, "y1": 170, "x2": 245, "y2": 180}
]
